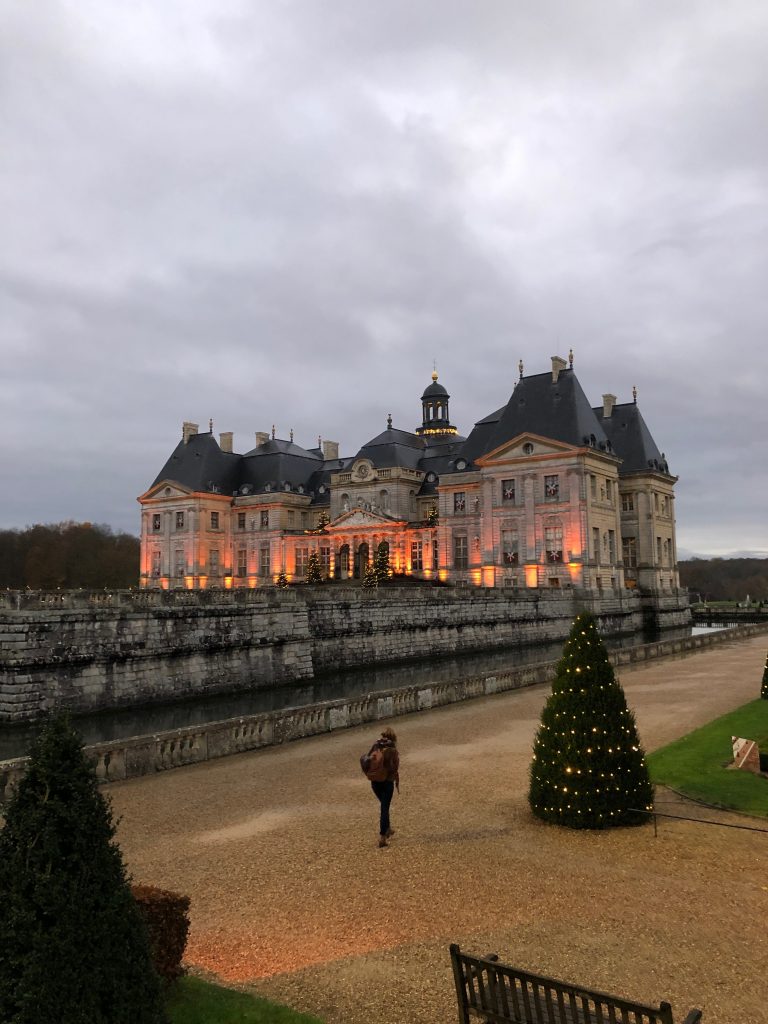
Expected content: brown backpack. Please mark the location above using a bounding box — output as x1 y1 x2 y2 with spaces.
360 745 389 782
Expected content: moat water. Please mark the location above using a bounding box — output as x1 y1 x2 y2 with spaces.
0 626 720 761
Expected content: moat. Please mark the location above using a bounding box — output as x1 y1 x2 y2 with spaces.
0 625 717 761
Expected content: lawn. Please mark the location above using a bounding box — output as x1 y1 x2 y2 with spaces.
647 699 768 817
166 975 324 1024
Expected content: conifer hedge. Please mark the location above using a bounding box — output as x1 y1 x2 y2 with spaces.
0 717 165 1024
528 613 654 829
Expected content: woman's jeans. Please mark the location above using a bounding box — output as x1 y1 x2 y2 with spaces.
371 780 394 835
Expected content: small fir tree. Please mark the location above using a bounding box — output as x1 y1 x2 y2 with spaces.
275 571 289 588
305 550 323 584
373 542 390 584
361 561 378 589
427 505 439 526
529 613 654 830
0 716 165 1024
761 650 768 699
317 510 330 530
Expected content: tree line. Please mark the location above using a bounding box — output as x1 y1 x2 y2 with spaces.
679 557 768 603
0 522 139 590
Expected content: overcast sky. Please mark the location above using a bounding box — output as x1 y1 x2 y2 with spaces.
1 1 766 556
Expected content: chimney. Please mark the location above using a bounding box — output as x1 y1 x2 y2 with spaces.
182 421 199 444
551 356 568 383
219 431 233 453
602 394 617 418
254 431 270 447
322 440 339 461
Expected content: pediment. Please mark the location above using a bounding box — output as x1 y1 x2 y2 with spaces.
329 507 402 529
477 433 577 466
137 479 194 502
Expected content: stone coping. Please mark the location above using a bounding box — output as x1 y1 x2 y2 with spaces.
1 621 764 802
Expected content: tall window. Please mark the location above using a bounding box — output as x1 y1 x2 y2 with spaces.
174 549 185 576
501 529 519 564
287 510 295 528
175 511 184 529
454 492 466 513
411 540 423 571
501 479 515 503
259 545 270 577
656 536 662 564
209 549 219 575
409 490 416 514
152 514 161 532
237 548 247 577
319 546 331 575
545 527 563 562
238 512 246 530
622 537 637 568
590 475 597 499
210 511 219 529
592 527 600 562
379 489 389 512
260 510 269 529
621 493 634 512
606 479 613 503
608 529 616 562
453 535 468 570
152 550 161 576
544 475 560 501
295 547 309 577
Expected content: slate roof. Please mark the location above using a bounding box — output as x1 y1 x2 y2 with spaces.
355 427 426 470
150 431 241 495
594 402 671 476
461 369 612 464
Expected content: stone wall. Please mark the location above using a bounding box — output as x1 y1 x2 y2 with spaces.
0 586 688 723
1 620 762 802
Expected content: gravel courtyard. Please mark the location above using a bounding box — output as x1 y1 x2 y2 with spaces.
112 634 768 1024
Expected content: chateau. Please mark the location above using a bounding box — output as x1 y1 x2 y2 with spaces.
138 355 680 595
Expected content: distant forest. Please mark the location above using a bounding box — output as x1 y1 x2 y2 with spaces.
679 558 768 603
0 522 140 590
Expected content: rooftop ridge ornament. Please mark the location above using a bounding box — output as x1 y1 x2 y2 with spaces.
290 428 294 442
569 348 574 368
518 359 524 380
387 412 393 429
632 385 637 404
209 418 213 433
271 424 276 439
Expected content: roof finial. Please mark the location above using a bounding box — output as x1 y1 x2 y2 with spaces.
632 385 637 404
290 428 294 442
518 359 524 380
431 359 438 383
568 348 574 368
318 434 322 448
209 418 213 433
387 412 393 429
271 424 276 439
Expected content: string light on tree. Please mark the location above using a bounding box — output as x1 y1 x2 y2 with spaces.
528 613 654 830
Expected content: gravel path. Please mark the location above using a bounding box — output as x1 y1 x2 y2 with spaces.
112 634 768 1024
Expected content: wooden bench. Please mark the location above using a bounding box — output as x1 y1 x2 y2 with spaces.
450 945 703 1024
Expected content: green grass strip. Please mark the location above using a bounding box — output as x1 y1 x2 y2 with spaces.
166 975 324 1024
647 699 768 817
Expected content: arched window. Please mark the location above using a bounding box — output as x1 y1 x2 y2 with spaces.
341 492 350 512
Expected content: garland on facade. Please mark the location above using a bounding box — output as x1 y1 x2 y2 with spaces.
528 613 654 830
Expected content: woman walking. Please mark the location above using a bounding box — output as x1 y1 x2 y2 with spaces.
363 727 400 848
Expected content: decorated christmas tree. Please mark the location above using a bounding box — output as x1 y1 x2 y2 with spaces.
305 550 323 584
373 542 390 584
361 561 378 588
276 571 289 588
427 505 439 526
529 613 654 829
0 716 165 1024
761 650 768 699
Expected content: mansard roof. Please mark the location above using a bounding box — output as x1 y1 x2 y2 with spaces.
151 431 241 494
461 369 610 464
594 402 671 476
355 426 425 470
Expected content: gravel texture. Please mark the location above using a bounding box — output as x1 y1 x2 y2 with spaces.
111 634 768 1024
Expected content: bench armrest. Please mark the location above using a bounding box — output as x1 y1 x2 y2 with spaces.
682 1011 703 1024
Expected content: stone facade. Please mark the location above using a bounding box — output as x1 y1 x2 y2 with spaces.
0 586 689 723
137 358 683 602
